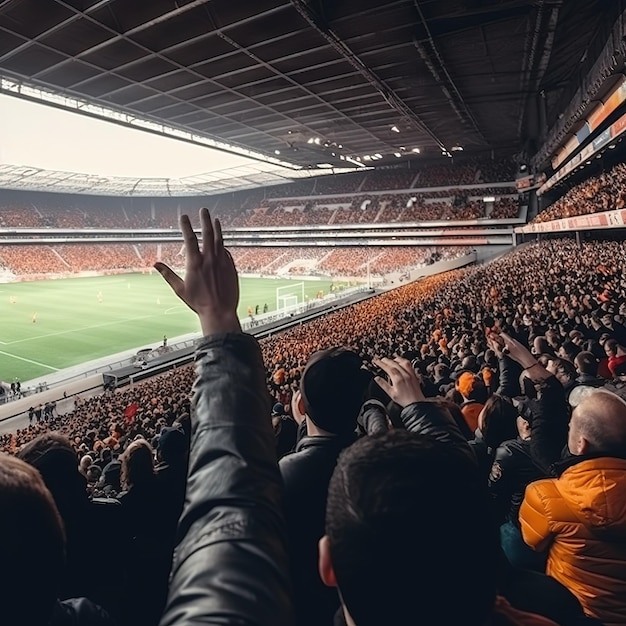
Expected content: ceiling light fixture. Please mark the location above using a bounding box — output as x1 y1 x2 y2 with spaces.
391 125 400 133
412 148 421 153
394 152 402 158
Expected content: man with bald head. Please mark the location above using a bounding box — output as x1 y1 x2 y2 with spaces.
519 390 626 626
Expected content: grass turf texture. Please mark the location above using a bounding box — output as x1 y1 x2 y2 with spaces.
0 274 340 382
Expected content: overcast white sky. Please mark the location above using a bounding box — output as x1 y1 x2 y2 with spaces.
0 94 264 178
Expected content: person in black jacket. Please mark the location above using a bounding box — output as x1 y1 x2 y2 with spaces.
489 407 548 571
279 347 371 626
155 209 293 626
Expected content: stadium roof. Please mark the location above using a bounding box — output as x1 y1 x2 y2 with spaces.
0 0 614 187
0 155 357 197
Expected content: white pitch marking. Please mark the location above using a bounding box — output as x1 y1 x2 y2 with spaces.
5 312 165 345
165 305 186 315
0 350 59 371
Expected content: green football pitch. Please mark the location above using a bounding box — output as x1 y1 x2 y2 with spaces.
0 274 339 382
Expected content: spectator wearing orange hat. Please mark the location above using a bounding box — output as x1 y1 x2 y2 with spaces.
457 371 488 433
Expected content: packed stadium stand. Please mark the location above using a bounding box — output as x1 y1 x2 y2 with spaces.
0 162 519 231
0 190 519 230
3 2 626 626
532 162 626 223
0 243 471 278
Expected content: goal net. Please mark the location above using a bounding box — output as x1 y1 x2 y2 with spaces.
276 282 305 313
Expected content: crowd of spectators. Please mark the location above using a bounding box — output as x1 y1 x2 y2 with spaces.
0 244 69 274
360 168 416 191
3 227 626 626
225 192 518 227
0 203 42 227
492 197 521 218
56 245 141 271
0 242 471 277
261 159 513 198
533 162 626 223
0 366 193 625
0 161 516 233
1 193 518 232
261 238 626 394
316 246 470 276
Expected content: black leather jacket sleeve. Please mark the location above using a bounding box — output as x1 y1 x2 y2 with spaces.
357 400 389 436
495 356 523 398
528 375 570 476
160 333 294 626
400 401 476 466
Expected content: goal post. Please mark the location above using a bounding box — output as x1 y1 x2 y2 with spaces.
276 282 305 313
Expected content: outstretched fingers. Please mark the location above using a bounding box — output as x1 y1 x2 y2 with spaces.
154 262 188 306
214 217 224 256
200 207 216 258
180 214 201 264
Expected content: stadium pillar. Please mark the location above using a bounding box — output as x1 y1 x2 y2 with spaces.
575 231 581 247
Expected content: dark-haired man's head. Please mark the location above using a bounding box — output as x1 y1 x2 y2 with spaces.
547 358 577 387
0 454 65 625
569 330 584 346
604 338 619 358
319 431 498 626
299 348 372 437
558 340 581 363
461 355 478 372
532 335 553 356
574 351 599 377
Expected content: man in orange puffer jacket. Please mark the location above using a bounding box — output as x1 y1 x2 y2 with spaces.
520 391 626 626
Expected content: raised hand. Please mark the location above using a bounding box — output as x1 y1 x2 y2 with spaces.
486 334 504 358
499 332 537 369
373 356 425 408
154 208 241 336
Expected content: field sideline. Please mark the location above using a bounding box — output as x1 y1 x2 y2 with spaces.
0 274 338 382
